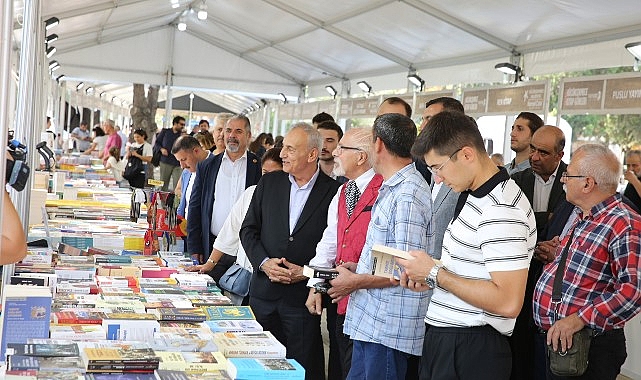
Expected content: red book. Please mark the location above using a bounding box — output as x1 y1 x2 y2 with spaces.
53 310 106 325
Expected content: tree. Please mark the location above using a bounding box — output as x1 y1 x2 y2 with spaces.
130 84 159 138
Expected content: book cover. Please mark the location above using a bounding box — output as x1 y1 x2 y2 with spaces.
302 265 339 280
84 373 157 379
151 331 217 352
81 346 159 365
6 342 79 357
0 285 52 357
205 320 264 333
152 308 207 322
7 355 85 372
201 306 255 321
227 358 305 379
102 314 160 341
213 331 286 358
156 351 227 373
371 244 414 279
53 310 106 324
188 294 233 307
155 369 232 380
49 324 107 340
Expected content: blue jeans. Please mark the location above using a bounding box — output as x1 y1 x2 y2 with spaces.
347 340 409 380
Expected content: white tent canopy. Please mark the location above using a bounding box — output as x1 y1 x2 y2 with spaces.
19 0 641 113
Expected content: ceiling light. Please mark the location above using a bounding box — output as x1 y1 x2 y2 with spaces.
625 41 641 60
407 73 424 88
48 60 60 70
100 91 106 98
45 17 59 30
177 17 187 31
55 74 65 82
76 82 84 91
325 85 337 97
46 46 56 58
85 87 94 95
45 34 58 44
197 1 208 20
112 96 118 103
278 93 287 103
357 81 372 93
494 62 520 75
122 100 128 107
254 102 261 110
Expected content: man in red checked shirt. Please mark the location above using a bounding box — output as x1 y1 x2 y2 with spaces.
532 143 641 380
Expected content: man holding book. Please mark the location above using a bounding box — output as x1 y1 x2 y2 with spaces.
241 123 341 380
398 111 536 380
304 127 383 379
331 114 433 380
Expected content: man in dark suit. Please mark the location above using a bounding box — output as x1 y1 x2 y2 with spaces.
241 123 341 380
187 115 261 282
510 125 567 380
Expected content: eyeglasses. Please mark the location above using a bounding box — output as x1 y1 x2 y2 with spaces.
335 145 363 155
561 171 587 180
427 148 461 175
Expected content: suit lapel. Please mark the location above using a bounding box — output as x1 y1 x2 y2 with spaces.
245 153 260 188
344 176 381 228
523 169 535 205
292 173 332 235
432 185 451 212
547 162 567 212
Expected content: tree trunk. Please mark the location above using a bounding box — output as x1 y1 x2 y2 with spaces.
130 83 160 138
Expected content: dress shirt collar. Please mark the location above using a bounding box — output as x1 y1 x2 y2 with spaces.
468 166 510 198
222 149 247 163
382 163 415 189
579 193 621 220
353 168 376 193
289 167 320 190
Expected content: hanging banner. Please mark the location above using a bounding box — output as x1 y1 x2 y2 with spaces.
351 98 380 117
301 102 320 119
560 73 641 114
462 80 549 116
338 99 353 118
414 91 456 118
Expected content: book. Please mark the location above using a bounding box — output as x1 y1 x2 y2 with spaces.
80 344 159 373
152 308 207 322
156 351 227 373
6 342 80 357
5 369 85 379
0 285 52 357
83 373 157 379
201 306 255 321
7 355 85 372
370 244 415 279
205 320 264 333
302 265 338 280
227 358 305 379
102 313 160 341
213 331 286 358
155 369 232 380
49 324 107 340
151 331 218 352
53 310 106 324
187 294 233 307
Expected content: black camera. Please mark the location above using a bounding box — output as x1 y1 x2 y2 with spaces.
6 131 30 192
313 281 332 294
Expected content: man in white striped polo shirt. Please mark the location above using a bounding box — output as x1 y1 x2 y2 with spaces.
398 111 537 380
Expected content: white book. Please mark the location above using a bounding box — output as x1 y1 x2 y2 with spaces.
213 331 286 358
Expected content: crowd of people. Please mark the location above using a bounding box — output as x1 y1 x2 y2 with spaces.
39 97 641 380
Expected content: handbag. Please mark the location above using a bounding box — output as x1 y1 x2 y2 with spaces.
218 262 252 297
123 147 145 181
546 226 592 376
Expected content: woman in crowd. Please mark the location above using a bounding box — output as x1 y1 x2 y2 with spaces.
126 128 153 188
105 146 126 185
195 130 216 153
249 132 268 158
83 125 107 155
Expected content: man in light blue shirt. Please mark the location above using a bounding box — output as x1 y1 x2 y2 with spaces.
331 113 433 380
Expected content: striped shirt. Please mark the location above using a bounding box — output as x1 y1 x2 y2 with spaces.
344 163 433 355
425 168 536 335
533 194 641 333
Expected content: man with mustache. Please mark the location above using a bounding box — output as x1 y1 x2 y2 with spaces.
305 127 383 379
187 115 262 283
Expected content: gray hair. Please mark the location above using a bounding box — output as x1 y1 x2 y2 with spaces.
102 119 115 129
291 122 322 152
227 115 252 134
348 127 374 166
626 150 641 160
214 113 234 126
574 144 621 193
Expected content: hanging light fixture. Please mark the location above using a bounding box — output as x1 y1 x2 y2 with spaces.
48 60 60 71
76 82 85 91
197 0 208 20
45 34 58 44
55 74 65 82
177 16 187 31
407 73 424 88
356 81 372 93
45 17 59 30
278 93 287 103
325 85 337 98
46 46 56 58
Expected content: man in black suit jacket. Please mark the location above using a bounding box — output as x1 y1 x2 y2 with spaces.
241 123 341 380
187 115 261 282
510 125 567 380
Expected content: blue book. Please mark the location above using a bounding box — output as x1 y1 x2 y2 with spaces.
0 285 52 358
227 358 305 380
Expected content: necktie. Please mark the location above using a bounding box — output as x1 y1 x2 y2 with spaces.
345 180 360 218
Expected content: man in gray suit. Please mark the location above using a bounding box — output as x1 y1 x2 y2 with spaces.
416 97 465 259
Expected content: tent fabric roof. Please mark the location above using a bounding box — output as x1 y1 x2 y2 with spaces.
158 94 234 114
22 0 641 113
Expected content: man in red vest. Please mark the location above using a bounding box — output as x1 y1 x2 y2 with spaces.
305 127 383 379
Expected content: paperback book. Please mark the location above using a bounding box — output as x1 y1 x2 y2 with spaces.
213 331 286 358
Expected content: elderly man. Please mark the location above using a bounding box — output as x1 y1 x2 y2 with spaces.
210 113 233 155
331 114 432 380
304 127 383 379
533 144 641 380
241 123 341 380
187 115 261 281
623 149 641 211
400 111 536 380
99 119 122 162
510 125 567 380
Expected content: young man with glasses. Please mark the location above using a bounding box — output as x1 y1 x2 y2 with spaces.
153 116 186 191
533 144 641 380
398 111 536 380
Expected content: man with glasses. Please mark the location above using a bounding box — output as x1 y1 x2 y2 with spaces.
509 125 567 380
533 144 641 380
153 116 186 191
338 113 432 380
399 111 536 380
304 127 383 379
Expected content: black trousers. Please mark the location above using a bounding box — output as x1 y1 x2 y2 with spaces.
336 314 352 380
250 296 325 380
420 324 512 380
541 329 627 380
322 294 342 380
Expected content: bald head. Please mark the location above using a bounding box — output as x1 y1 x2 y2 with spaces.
529 125 565 180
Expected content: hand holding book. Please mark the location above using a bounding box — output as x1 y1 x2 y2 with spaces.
395 249 441 292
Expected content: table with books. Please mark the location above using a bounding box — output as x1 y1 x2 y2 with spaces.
0 249 306 380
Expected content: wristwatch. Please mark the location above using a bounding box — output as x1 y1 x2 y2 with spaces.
425 264 442 289
207 257 218 266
